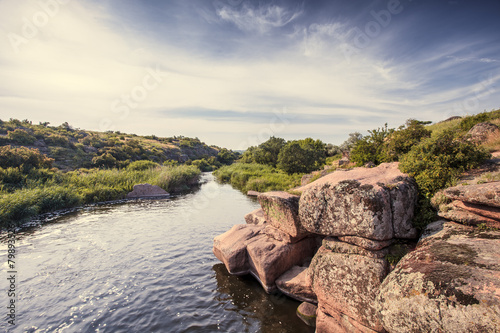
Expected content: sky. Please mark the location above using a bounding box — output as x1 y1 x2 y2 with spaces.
0 0 499 150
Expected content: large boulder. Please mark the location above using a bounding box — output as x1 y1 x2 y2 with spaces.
376 220 500 333
299 163 418 240
246 235 316 293
316 308 380 333
212 224 262 275
258 191 309 239
467 122 500 143
308 238 389 332
276 265 317 303
126 183 170 198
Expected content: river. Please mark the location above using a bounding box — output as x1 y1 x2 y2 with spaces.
0 173 314 333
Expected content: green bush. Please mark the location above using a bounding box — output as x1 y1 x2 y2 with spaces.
381 119 431 162
127 160 159 171
7 129 36 145
214 163 302 193
459 112 489 132
399 130 490 197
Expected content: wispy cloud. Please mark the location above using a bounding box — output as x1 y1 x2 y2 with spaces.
217 3 303 33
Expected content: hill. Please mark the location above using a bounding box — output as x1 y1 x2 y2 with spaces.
0 118 233 170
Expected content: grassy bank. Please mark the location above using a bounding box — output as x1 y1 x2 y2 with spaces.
0 165 200 229
213 163 302 193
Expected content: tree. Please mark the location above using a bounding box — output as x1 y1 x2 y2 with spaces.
277 138 326 174
253 136 286 167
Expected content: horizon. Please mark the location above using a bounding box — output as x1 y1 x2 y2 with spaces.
1 0 499 150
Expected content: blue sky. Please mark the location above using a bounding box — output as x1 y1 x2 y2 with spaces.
0 0 499 149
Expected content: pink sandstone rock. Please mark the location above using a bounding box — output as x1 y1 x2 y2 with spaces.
316 308 381 333
376 220 500 333
296 302 317 327
309 243 388 332
298 163 418 241
247 190 261 197
212 224 262 275
263 225 304 244
244 208 267 225
126 183 170 198
258 191 309 239
439 200 500 229
246 235 316 293
443 182 500 208
338 236 393 251
276 266 317 303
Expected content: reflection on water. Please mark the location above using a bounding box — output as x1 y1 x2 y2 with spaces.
0 174 314 333
212 264 314 333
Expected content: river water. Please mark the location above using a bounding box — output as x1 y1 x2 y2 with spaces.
0 174 314 333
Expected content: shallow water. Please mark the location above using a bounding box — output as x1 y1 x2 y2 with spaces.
0 174 314 333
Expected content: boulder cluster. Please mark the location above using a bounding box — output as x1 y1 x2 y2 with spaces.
213 162 500 332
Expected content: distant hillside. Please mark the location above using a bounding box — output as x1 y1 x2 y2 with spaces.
0 119 233 170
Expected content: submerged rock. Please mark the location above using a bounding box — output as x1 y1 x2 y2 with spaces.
298 163 418 241
296 302 317 327
376 220 500 333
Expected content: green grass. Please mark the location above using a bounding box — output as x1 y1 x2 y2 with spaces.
213 163 303 193
0 165 200 229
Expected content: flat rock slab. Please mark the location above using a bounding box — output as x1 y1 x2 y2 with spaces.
276 266 317 303
246 236 316 293
258 191 309 239
298 163 418 241
244 208 267 225
213 224 262 275
443 182 500 208
309 245 388 332
376 220 500 333
127 183 170 198
439 200 500 229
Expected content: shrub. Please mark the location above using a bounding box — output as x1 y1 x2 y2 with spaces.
7 129 36 144
0 146 53 171
381 119 432 162
399 130 490 197
127 160 159 171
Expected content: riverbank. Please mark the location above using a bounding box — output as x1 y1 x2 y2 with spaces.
0 164 201 230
